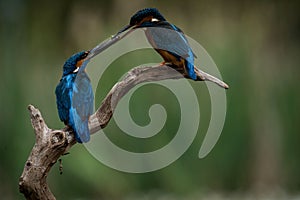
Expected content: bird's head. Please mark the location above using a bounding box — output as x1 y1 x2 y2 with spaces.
116 8 166 35
62 51 89 76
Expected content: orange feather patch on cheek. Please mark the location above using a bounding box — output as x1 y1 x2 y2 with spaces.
140 16 153 24
76 60 84 68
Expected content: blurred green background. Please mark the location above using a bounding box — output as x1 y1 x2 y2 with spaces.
1 0 299 199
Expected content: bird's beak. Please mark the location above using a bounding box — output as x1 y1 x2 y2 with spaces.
115 24 134 35
86 24 136 60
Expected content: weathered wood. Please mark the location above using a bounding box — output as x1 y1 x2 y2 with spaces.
19 64 228 200
19 106 74 200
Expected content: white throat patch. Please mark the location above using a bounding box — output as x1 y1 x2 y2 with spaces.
151 18 159 22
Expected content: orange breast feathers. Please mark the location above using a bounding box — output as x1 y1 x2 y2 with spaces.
156 49 184 67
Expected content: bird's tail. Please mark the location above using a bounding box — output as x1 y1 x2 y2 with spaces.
72 119 90 143
185 61 197 80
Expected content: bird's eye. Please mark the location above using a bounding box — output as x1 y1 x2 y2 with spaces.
151 18 159 22
81 51 89 59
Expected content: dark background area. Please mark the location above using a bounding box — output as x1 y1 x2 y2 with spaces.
0 0 299 199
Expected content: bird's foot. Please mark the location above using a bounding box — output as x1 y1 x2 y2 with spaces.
159 61 166 66
160 62 173 67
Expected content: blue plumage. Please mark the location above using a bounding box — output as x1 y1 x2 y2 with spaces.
55 51 94 143
117 8 197 80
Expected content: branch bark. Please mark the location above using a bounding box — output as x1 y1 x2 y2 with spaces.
19 65 228 200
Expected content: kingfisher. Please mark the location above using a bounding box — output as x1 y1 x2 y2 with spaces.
55 51 94 143
115 8 198 80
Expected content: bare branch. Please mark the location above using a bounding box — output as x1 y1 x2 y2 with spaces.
19 64 228 199
89 64 228 133
194 67 229 89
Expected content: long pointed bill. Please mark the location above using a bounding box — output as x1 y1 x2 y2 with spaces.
86 24 136 60
115 24 130 35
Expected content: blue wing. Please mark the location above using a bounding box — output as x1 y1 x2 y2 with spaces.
55 75 76 123
70 71 94 143
141 21 197 80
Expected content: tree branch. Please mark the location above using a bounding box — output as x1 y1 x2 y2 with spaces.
19 64 228 200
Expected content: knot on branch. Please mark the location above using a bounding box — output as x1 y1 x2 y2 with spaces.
50 130 66 147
